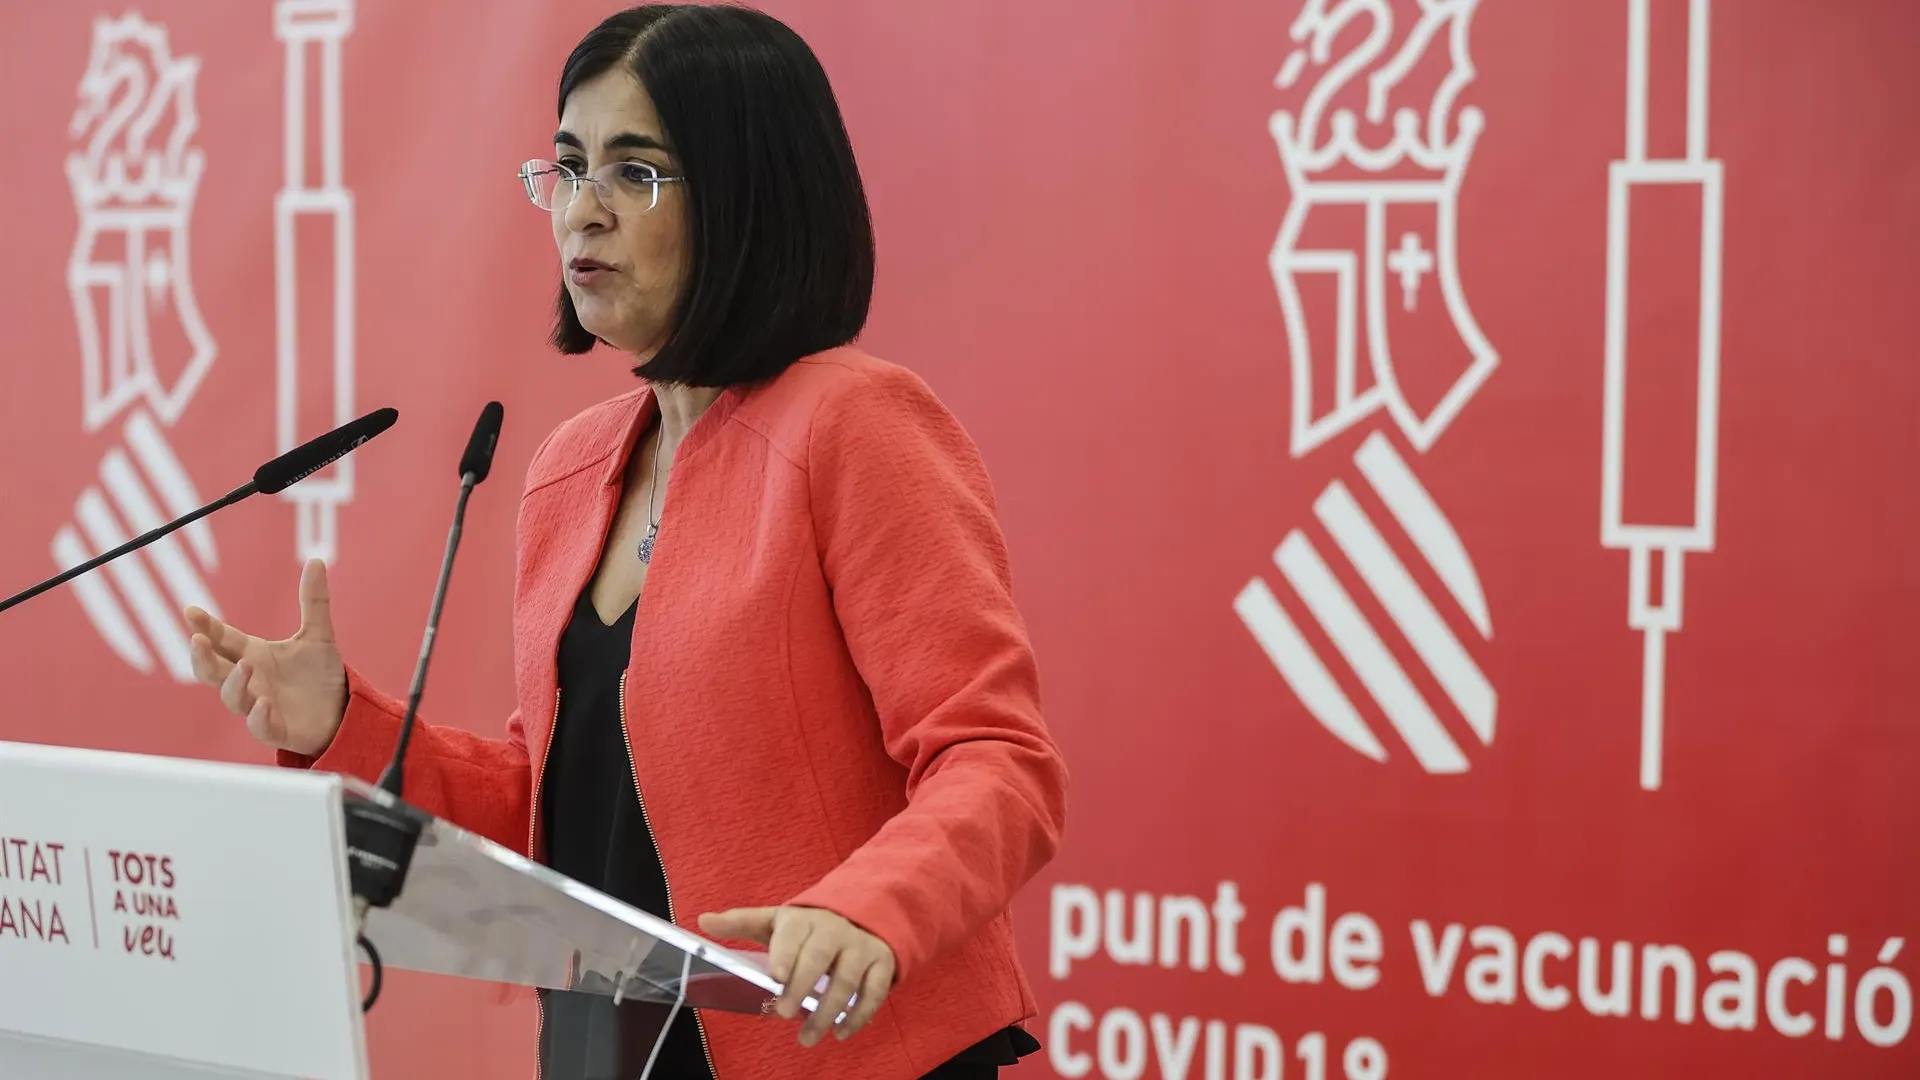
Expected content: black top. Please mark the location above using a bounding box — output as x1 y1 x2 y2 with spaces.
537 592 709 1079
535 588 1036 1080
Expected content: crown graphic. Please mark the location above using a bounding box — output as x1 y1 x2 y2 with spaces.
66 14 206 213
1269 0 1485 188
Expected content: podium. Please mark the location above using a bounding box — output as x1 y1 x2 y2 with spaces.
0 738 793 1078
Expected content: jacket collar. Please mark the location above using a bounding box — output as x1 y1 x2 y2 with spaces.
597 382 749 487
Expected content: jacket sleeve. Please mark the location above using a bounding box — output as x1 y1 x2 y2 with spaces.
276 670 533 854
786 364 1069 983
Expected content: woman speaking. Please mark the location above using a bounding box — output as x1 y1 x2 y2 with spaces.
180 5 1067 1079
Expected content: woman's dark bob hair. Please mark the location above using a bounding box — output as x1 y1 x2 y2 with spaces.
551 4 875 386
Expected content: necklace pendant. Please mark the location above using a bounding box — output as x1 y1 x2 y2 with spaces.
637 523 660 564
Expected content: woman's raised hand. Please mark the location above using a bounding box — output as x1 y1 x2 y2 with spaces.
184 558 349 758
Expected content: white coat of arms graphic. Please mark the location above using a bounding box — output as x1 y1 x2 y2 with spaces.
61 13 222 682
1238 0 1499 774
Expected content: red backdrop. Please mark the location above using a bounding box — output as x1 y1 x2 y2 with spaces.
1 1 1915 1077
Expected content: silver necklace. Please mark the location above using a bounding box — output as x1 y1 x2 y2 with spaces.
637 432 664 564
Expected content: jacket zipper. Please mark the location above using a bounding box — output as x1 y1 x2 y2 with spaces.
532 993 546 1080
530 688 560 860
530 688 559 1080
619 670 719 1079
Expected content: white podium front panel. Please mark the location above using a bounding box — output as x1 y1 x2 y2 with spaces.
0 740 366 1080
0 1028 297 1080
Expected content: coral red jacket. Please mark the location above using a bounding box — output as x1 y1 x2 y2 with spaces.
284 348 1068 1079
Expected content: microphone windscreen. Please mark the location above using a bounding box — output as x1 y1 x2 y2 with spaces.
459 401 505 483
255 408 399 495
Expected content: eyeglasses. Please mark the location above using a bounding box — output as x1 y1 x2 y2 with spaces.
516 158 685 216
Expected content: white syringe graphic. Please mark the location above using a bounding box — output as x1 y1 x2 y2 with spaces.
1600 0 1724 792
274 0 358 564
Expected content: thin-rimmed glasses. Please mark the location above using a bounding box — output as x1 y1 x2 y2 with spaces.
517 158 685 216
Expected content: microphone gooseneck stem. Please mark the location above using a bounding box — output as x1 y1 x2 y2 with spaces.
0 482 257 615
340 404 494 1014
376 473 478 799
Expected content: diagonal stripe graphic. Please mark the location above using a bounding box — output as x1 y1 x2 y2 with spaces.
53 526 155 673
75 488 193 682
1315 480 1497 744
1354 431 1491 640
1276 532 1468 773
1235 575 1389 762
100 448 220 620
124 408 218 569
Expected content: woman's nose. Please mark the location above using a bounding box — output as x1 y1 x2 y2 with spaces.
562 181 614 232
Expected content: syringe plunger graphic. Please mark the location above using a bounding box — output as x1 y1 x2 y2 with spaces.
274 0 357 565
1599 0 1723 792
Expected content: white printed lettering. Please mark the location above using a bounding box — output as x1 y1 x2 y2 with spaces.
1523 932 1572 1011
1160 895 1211 972
1151 1013 1201 1079
1766 957 1817 1038
1703 951 1759 1032
1234 1023 1282 1080
1856 939 1912 1049
1343 1037 1389 1080
1640 944 1696 1023
1410 920 1464 996
1329 912 1383 991
1049 885 1098 980
1047 1001 1093 1079
1213 882 1249 977
1465 925 1518 1005
1826 934 1849 1041
1272 883 1326 984
1098 1007 1147 1080
1578 939 1632 1017
1106 893 1154 967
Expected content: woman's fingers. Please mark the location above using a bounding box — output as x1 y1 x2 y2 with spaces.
800 951 864 1047
218 659 256 718
245 696 285 747
781 934 837 1029
187 633 234 688
184 569 332 755
767 915 816 1019
185 606 253 665
296 559 337 642
835 958 893 1040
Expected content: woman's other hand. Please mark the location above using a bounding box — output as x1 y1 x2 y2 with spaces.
698 905 896 1046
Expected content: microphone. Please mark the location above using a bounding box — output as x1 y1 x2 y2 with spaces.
0 408 399 616
257 407 400 494
382 400 503 797
344 403 503 1001
457 400 505 485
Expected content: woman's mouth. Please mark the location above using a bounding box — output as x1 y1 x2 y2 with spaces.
568 258 613 286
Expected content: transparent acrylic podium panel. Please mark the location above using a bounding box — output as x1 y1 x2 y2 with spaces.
344 778 787 1015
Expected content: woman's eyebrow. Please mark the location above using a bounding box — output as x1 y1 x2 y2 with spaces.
552 129 674 154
